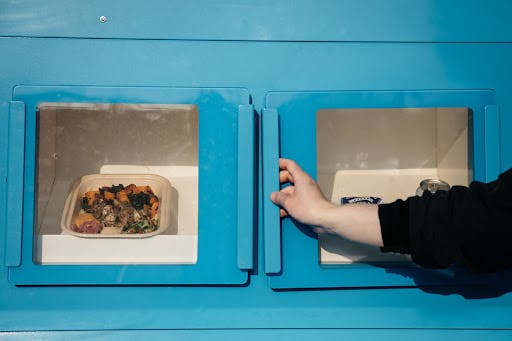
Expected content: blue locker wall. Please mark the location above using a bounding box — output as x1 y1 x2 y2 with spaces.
1 1 512 338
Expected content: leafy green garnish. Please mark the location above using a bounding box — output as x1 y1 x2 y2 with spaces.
121 219 158 234
128 192 150 210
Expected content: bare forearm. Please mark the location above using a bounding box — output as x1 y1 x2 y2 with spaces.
314 204 384 247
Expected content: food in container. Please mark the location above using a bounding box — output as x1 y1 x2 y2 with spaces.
61 174 172 238
71 213 103 234
74 183 160 234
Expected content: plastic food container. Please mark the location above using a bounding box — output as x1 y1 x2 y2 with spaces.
60 174 172 238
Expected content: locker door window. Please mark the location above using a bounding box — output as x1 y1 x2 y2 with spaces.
34 103 198 265
317 107 469 265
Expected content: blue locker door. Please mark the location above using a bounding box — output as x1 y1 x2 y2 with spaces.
6 85 254 285
263 90 501 289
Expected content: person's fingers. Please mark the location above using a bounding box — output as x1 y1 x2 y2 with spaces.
280 185 294 195
279 158 300 173
280 208 288 218
270 191 290 218
279 170 293 184
270 190 289 206
279 158 309 184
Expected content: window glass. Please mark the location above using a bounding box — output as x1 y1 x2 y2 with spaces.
35 103 198 265
316 108 470 264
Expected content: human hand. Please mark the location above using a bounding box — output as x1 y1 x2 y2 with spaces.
269 158 383 245
270 158 335 228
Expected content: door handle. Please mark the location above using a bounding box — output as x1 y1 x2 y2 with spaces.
484 105 500 182
262 108 281 274
5 101 25 267
237 104 255 270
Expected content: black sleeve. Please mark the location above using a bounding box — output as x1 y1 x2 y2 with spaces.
378 168 512 272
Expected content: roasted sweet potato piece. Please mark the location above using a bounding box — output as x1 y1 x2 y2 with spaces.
149 194 159 205
103 191 115 201
137 185 153 194
116 190 129 203
124 184 140 195
150 201 159 219
84 190 99 206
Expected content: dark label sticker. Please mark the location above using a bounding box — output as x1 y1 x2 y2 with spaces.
341 196 382 205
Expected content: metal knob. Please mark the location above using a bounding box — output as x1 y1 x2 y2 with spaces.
416 179 450 196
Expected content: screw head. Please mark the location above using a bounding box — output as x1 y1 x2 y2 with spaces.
99 16 107 23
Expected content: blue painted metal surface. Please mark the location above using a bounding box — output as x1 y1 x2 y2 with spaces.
2 329 512 340
8 85 249 285
1 0 512 42
1 39 512 332
0 0 512 338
